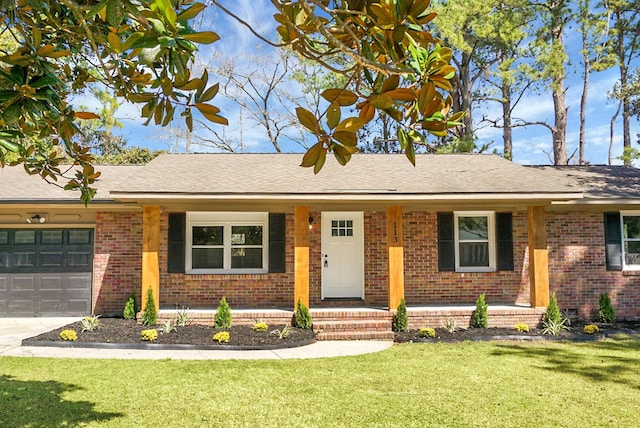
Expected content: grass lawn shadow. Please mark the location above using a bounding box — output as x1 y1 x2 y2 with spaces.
0 374 123 427
490 337 640 390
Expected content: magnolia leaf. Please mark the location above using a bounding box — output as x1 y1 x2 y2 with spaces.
335 117 366 133
176 2 207 21
301 142 324 168
151 0 177 27
359 103 375 123
199 83 219 103
201 112 228 125
397 127 408 150
333 145 352 166
181 32 220 44
296 107 320 134
0 139 21 153
332 131 357 147
405 137 416 166
193 103 221 115
385 88 417 102
369 93 393 110
177 78 203 91
321 88 358 106
107 32 122 53
381 75 400 93
74 112 100 120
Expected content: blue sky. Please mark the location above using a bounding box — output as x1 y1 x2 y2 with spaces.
97 2 639 166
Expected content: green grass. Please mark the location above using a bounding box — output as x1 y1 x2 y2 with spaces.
2 337 640 427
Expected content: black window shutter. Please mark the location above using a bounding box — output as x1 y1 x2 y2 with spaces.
604 212 623 271
269 213 286 273
438 212 455 271
496 212 514 271
167 213 185 273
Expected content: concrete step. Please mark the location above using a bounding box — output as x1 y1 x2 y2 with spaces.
317 330 395 341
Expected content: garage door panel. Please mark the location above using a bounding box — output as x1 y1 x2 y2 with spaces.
12 252 35 267
12 275 37 291
40 275 64 291
68 252 92 268
41 252 64 267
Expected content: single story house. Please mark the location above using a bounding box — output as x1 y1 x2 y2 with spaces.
1 153 639 331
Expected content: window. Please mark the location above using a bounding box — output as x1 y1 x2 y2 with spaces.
621 212 640 270
454 212 496 272
186 212 268 273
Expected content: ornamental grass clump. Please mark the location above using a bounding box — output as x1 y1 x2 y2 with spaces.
294 298 312 329
392 299 408 332
59 329 77 341
213 331 230 344
123 292 138 320
584 324 600 335
514 323 530 333
441 319 459 333
141 288 157 326
419 327 436 338
599 293 616 323
81 315 100 332
470 293 488 328
176 305 191 327
214 296 232 328
271 325 292 339
141 329 158 341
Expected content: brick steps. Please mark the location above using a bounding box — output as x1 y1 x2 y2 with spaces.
317 330 395 341
312 309 394 341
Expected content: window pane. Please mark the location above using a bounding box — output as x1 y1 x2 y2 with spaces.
15 231 35 244
231 226 262 246
69 230 91 244
0 231 8 245
231 248 263 269
458 217 488 240
192 248 223 269
13 252 35 267
625 241 640 265
459 242 489 267
623 216 640 239
42 230 63 244
193 226 223 245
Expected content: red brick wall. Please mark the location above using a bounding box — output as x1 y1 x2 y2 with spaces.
548 210 640 320
93 211 142 315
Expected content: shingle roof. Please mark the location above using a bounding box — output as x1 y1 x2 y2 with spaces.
112 153 580 196
0 164 143 202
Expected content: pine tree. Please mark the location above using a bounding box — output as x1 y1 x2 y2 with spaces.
214 296 232 328
141 288 157 326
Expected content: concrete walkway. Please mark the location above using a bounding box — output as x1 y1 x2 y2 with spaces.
0 318 393 360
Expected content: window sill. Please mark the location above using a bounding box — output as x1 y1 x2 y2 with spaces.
455 268 496 274
622 270 640 276
186 269 268 275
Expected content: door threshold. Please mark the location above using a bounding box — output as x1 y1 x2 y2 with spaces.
322 298 364 302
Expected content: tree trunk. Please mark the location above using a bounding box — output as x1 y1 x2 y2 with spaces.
501 82 513 161
550 0 568 165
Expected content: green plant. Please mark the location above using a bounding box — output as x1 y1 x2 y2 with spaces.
59 329 77 341
294 298 312 329
546 292 562 325
441 319 459 333
141 329 158 342
80 315 100 332
253 321 268 332
159 319 176 334
541 318 572 336
419 327 436 338
123 293 138 320
142 288 157 327
176 306 191 327
599 293 616 323
514 323 530 333
392 299 408 332
213 331 230 344
583 324 600 335
470 294 488 328
271 325 292 339
214 296 232 328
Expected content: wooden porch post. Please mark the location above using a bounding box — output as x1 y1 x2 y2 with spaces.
142 206 160 311
528 206 550 307
387 206 405 310
294 206 310 309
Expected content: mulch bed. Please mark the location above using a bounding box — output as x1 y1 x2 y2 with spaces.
24 318 316 350
394 321 640 343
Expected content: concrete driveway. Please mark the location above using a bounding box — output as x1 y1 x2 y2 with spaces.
0 317 78 355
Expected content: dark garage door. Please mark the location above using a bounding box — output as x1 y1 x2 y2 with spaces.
0 229 93 316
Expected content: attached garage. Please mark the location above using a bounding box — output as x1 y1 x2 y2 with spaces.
0 229 93 316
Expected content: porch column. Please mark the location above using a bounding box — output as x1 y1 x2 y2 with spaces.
142 206 160 311
387 206 405 309
294 206 310 309
527 206 550 307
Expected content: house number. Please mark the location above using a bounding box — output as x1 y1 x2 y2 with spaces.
393 221 398 243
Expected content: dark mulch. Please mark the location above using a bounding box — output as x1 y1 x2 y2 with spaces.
26 318 316 349
395 321 640 343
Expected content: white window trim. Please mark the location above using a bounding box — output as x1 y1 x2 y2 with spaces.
454 211 496 273
186 212 268 274
620 211 640 271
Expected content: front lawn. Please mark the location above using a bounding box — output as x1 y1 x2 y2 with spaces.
2 337 640 427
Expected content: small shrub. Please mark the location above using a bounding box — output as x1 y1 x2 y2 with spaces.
123 293 138 320
159 319 177 334
441 319 459 333
584 324 600 335
419 327 436 338
514 323 530 333
599 293 616 323
81 315 100 332
176 306 191 327
253 321 268 332
214 296 232 328
141 329 158 341
271 325 292 339
541 318 571 336
294 299 312 329
546 292 562 325
470 294 488 328
392 299 408 332
141 288 157 326
59 329 77 341
213 331 230 344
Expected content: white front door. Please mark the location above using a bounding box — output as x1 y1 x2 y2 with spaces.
321 212 364 299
